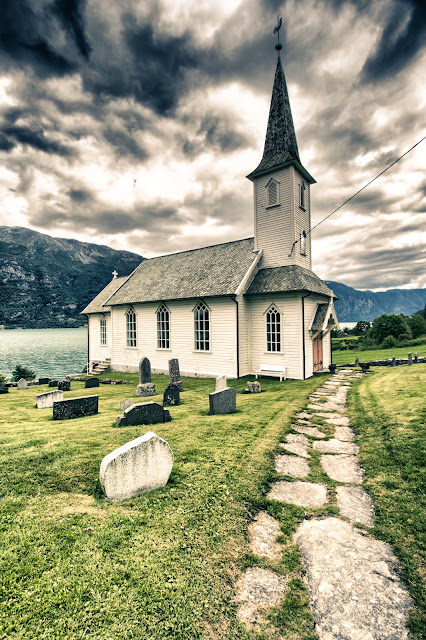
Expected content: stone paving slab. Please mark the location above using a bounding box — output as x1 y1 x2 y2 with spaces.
280 434 310 458
292 424 326 438
323 415 350 427
294 517 410 639
320 454 364 484
308 402 345 413
268 481 328 508
336 486 375 527
235 567 286 629
248 512 282 559
313 439 359 455
275 454 310 477
296 411 315 420
334 426 356 442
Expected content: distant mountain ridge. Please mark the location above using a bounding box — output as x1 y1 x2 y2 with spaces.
1 226 425 328
326 281 426 322
0 226 143 328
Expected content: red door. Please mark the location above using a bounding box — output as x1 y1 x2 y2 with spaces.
313 333 323 372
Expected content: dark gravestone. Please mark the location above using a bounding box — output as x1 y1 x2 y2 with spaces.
163 384 180 406
115 402 171 427
168 358 183 392
392 356 396 367
49 381 58 388
85 378 100 388
53 395 98 420
414 353 418 364
39 377 50 385
209 388 237 415
408 353 412 365
139 357 151 384
58 379 71 392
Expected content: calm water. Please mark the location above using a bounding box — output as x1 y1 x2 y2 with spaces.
0 327 88 380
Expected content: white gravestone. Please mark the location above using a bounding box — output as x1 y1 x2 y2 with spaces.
17 378 28 390
100 432 173 501
215 375 227 392
36 390 63 409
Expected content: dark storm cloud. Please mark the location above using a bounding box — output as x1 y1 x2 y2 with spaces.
179 113 252 157
361 0 426 82
52 0 91 60
0 124 72 156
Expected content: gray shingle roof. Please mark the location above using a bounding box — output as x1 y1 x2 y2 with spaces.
246 265 335 298
81 276 128 314
311 303 329 331
105 238 257 306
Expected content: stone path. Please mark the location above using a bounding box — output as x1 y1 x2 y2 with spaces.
236 369 412 637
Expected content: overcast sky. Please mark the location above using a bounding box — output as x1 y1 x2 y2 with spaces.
0 0 425 290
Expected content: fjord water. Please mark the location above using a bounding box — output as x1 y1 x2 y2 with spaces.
0 327 88 380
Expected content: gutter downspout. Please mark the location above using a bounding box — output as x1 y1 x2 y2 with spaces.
231 296 240 379
301 292 312 380
86 315 90 374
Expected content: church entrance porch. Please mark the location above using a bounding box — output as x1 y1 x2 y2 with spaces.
313 333 323 372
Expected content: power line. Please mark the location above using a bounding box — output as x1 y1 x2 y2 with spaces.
288 135 426 255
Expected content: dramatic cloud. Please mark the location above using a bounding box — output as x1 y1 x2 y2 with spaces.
0 0 425 290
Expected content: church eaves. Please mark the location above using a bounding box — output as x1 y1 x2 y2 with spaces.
247 57 315 184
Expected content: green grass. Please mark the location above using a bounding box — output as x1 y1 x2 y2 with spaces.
0 372 332 640
348 366 426 638
332 343 426 365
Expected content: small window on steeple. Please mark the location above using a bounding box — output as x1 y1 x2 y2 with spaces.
266 178 280 207
299 182 306 210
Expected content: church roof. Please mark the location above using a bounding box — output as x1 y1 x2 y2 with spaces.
246 264 335 298
247 57 315 184
104 238 257 306
81 276 128 314
310 303 329 331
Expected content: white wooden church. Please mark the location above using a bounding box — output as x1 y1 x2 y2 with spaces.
82 51 338 380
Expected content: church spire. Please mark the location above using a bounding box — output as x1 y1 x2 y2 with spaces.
248 56 301 180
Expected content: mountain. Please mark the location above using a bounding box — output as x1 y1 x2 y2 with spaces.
326 281 426 322
0 226 143 328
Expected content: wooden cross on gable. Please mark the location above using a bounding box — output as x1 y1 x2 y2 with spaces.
112 270 118 279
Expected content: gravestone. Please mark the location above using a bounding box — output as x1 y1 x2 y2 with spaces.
163 384 180 406
49 381 58 388
245 381 261 393
215 375 227 392
115 401 171 427
0 384 8 394
58 379 71 391
168 358 183 391
100 432 174 501
209 387 237 415
136 357 156 397
392 356 396 366
36 389 63 409
414 353 418 364
85 377 99 388
17 378 28 390
120 398 135 411
408 352 412 365
354 357 359 367
39 377 50 385
53 395 98 420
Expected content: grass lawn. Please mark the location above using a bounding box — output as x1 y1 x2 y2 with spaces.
332 343 426 365
348 365 426 638
0 372 334 640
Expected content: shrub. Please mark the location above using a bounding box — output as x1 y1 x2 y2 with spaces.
381 335 397 349
371 314 411 343
407 314 426 339
397 333 412 343
11 364 36 382
0 373 7 383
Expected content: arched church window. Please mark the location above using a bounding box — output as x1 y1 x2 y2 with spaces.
100 316 107 346
299 182 306 209
126 307 137 348
266 178 279 207
266 306 281 352
300 230 307 256
157 304 170 349
194 301 210 351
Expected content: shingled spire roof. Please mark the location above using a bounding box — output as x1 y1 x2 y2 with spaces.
247 56 315 183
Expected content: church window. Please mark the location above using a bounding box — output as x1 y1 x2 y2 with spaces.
266 179 279 207
100 316 107 346
300 230 307 256
266 306 281 352
194 301 210 351
126 308 137 347
157 304 170 349
299 182 306 209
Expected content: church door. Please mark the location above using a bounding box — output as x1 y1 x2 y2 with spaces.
313 333 323 372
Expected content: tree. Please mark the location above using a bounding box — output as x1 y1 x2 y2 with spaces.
370 314 411 344
407 314 426 339
352 321 371 336
11 364 36 382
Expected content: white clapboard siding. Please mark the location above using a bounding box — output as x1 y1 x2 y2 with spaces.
110 298 237 378
248 293 303 379
254 166 294 268
323 331 331 369
292 168 312 270
237 294 251 376
304 297 334 377
88 314 111 363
